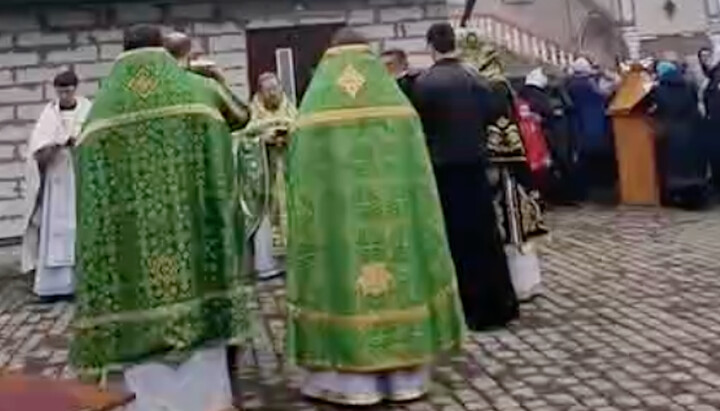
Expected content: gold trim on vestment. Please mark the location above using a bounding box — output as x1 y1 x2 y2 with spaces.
73 284 249 329
491 156 528 163
79 104 225 144
294 106 416 129
115 47 171 62
324 44 372 57
297 339 462 373
288 283 456 327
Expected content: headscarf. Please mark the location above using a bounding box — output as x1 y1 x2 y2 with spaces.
656 60 678 80
525 68 548 89
571 57 593 75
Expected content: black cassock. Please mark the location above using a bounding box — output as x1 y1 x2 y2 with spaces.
411 57 519 331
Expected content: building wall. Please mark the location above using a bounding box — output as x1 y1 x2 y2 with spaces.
631 0 707 37
447 0 624 67
596 0 718 60
0 0 448 240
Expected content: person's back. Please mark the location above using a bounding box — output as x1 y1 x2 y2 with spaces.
413 56 491 165
411 23 518 331
566 73 609 153
652 61 708 209
72 25 250 411
654 73 700 121
286 28 464 406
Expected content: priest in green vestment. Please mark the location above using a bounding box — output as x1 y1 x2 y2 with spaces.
236 72 297 280
71 25 250 411
286 28 465 406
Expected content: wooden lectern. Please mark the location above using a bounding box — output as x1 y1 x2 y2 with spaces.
608 65 659 205
0 374 134 411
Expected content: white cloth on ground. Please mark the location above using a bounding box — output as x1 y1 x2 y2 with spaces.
124 346 233 411
506 244 543 302
253 216 284 279
301 367 429 406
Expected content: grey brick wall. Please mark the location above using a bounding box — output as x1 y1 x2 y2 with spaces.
0 0 448 240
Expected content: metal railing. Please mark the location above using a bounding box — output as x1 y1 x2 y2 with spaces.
450 11 579 69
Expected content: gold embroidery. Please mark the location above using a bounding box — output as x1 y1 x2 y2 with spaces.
79 104 225 144
298 339 462 372
294 106 415 129
356 263 394 297
148 255 181 301
115 47 169 62
337 64 366 98
288 283 457 327
324 44 372 57
487 117 525 156
127 67 159 98
73 284 250 329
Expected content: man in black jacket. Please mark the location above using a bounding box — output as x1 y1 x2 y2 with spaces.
410 22 518 331
380 48 421 98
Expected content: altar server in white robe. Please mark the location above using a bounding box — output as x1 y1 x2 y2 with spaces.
21 71 91 302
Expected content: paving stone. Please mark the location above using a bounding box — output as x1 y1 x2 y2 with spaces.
2 207 720 409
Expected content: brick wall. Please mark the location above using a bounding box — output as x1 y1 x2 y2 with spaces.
0 0 448 240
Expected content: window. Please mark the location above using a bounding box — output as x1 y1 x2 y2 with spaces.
707 0 720 17
615 0 636 25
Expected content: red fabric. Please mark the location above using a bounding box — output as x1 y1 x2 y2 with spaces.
515 97 551 173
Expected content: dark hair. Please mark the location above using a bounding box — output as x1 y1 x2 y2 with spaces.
123 25 164 51
53 71 78 88
426 22 456 54
381 49 408 64
330 28 369 47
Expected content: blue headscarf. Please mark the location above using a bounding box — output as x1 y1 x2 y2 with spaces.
656 61 678 80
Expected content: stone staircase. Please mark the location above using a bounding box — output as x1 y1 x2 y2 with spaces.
449 11 579 73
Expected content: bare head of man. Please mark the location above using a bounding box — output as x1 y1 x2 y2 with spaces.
165 31 192 64
381 49 409 78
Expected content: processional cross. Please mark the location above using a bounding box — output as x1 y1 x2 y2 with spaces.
461 0 477 27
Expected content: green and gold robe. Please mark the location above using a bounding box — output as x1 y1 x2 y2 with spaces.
236 94 297 248
71 47 251 372
286 44 465 372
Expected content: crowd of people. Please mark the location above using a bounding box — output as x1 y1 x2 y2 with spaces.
386 38 720 211
17 19 720 411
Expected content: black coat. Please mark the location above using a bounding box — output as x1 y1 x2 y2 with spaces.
397 69 421 99
410 57 494 165
703 65 720 189
650 73 707 195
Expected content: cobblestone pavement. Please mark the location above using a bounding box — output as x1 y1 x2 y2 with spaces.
3 206 720 410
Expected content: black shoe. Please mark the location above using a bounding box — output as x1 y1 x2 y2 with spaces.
33 294 74 304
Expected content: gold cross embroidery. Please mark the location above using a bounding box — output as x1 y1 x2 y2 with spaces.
337 64 366 99
127 68 159 99
356 263 394 297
